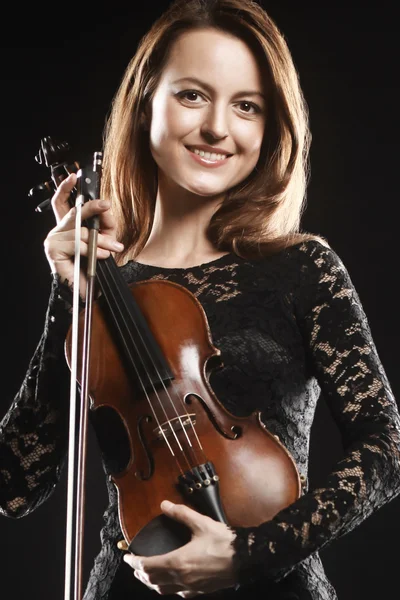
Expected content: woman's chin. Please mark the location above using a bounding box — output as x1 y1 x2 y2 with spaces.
183 182 229 199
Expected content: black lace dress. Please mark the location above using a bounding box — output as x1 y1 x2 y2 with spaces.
1 240 399 600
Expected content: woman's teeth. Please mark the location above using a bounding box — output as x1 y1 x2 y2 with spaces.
191 148 227 161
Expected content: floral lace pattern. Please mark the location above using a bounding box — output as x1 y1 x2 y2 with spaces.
0 280 72 516
1 241 399 600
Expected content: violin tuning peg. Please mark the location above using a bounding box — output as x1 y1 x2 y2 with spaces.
117 540 129 551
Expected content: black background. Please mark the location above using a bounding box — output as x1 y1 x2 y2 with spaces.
1 2 399 599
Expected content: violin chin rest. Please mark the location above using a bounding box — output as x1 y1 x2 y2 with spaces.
128 514 192 556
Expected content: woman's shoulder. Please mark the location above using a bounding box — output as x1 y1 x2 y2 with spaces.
248 235 341 274
286 237 350 281
284 237 342 270
240 236 353 300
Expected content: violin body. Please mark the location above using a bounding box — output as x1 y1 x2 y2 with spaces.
66 279 301 556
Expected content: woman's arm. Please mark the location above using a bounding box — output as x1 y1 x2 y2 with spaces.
0 277 73 518
232 241 400 582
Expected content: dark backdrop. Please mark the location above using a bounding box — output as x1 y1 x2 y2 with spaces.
1 2 399 599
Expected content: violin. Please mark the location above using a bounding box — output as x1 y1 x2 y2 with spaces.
30 136 301 560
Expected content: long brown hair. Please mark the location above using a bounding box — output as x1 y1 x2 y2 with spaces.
101 0 325 263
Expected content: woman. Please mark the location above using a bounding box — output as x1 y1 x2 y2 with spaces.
1 0 399 599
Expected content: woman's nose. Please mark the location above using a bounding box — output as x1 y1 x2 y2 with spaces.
200 105 229 141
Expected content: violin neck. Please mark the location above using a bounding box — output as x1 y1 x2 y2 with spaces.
95 256 174 390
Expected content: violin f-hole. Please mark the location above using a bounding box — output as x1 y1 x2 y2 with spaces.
184 393 241 440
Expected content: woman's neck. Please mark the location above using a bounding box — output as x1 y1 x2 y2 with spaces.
136 179 226 267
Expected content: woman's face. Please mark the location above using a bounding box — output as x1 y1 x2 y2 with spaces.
148 27 267 200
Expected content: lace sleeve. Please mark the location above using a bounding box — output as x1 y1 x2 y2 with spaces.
0 276 73 518
232 241 400 582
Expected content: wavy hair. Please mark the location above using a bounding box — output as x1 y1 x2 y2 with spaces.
101 0 325 263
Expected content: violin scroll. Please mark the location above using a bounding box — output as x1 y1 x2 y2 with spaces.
28 136 80 212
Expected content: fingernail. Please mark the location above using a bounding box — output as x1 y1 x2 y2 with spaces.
161 500 174 510
113 242 124 250
99 200 111 208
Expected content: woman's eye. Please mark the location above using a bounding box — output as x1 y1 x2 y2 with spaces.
237 101 259 114
179 90 202 103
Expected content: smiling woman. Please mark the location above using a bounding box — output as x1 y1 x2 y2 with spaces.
1 1 400 600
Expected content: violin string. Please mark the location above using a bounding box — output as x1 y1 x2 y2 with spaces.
100 258 205 467
97 274 200 474
100 259 203 463
95 271 182 463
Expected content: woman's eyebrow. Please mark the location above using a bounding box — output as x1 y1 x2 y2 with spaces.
172 76 266 100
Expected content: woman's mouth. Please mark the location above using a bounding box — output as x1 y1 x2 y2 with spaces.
185 146 233 168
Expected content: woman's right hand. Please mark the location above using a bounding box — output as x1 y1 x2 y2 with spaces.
44 172 124 299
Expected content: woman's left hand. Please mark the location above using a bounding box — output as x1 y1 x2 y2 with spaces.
123 500 238 597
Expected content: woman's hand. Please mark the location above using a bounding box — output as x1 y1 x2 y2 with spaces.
123 500 238 598
44 172 124 298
